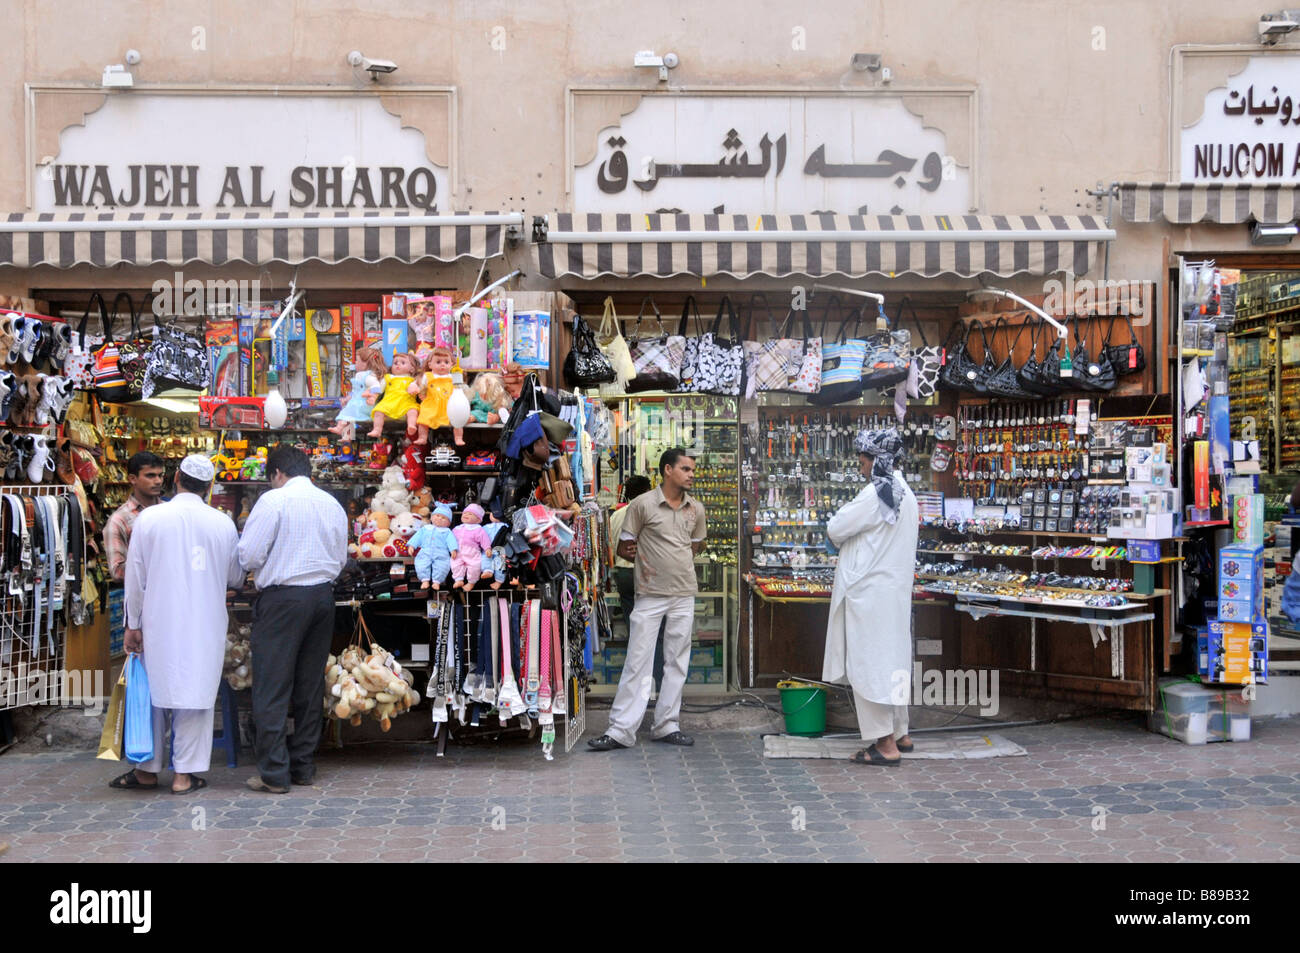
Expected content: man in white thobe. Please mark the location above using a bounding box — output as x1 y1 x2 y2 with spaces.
823 428 919 766
109 455 243 795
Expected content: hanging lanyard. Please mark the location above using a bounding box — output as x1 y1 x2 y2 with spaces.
538 607 553 715
524 599 541 710
550 606 566 717
495 595 524 720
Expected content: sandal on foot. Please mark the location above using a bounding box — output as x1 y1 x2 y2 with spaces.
109 770 158 790
896 740 915 753
850 744 901 766
171 776 208 796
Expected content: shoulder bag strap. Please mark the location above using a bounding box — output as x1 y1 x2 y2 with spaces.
713 295 739 344
79 292 108 343
747 292 776 340
678 295 701 339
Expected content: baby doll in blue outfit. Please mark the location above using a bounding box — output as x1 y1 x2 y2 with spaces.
410 503 459 591
483 519 511 590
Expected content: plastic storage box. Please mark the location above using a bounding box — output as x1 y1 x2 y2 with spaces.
1148 678 1250 744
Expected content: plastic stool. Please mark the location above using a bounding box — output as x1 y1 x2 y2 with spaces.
212 680 239 769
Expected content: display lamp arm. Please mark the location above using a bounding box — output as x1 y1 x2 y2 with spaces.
968 288 1067 338
454 269 524 319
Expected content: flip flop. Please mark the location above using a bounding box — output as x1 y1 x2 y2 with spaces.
850 744 901 766
109 770 158 790
170 776 208 796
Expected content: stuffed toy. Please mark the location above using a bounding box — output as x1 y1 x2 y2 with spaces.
410 503 458 591
410 346 461 446
331 346 386 441
367 351 421 439
410 486 433 520
483 519 510 589
352 511 391 558
451 503 494 588
372 465 414 517
383 511 423 558
324 642 419 731
470 372 511 425
401 442 426 493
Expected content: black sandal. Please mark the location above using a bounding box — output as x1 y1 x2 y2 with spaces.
850 744 901 766
109 770 158 790
171 776 207 796
896 740 915 753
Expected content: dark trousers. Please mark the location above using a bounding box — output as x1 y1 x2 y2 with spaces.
250 583 335 787
614 567 664 690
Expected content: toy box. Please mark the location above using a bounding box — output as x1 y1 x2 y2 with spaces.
1205 620 1267 685
1229 494 1265 548
206 319 240 397
1218 545 1264 601
511 310 551 369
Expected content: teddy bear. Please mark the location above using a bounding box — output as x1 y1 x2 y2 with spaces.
382 511 423 558
410 486 433 520
372 465 414 517
352 510 391 558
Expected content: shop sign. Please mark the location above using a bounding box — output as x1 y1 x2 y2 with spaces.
33 92 449 212
1181 55 1300 182
573 92 973 214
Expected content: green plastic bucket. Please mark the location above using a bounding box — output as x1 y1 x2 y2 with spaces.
777 680 827 736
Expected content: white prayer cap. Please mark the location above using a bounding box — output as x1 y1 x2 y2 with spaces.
180 454 216 482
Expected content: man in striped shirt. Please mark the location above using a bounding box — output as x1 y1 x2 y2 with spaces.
237 445 348 793
104 451 165 581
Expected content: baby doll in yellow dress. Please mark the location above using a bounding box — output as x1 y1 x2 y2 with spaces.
409 346 465 446
366 351 421 439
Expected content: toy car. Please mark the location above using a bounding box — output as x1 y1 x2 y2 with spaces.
425 444 461 469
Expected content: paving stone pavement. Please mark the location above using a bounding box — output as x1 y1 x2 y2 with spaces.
0 713 1297 862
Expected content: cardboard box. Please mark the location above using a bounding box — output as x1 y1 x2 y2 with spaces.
1206 620 1266 684
206 319 240 397
1229 494 1265 547
1218 545 1264 599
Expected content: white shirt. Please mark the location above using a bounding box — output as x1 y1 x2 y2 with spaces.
125 493 244 709
238 475 349 589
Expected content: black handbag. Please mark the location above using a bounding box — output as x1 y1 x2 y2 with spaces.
939 320 984 393
986 317 1036 399
1103 311 1146 377
562 312 616 387
1071 315 1117 393
1017 318 1061 396
111 293 151 401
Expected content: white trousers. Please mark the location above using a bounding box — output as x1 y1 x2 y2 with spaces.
854 691 909 742
136 707 214 775
606 594 694 747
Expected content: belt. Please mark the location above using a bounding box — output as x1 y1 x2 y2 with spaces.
257 581 333 595
495 595 525 722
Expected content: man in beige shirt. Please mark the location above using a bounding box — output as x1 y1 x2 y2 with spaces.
589 448 705 750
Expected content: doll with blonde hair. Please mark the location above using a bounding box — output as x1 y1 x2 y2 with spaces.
470 371 511 425
331 346 387 441
409 346 460 445
367 351 421 439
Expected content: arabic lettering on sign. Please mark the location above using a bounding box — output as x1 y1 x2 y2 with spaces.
575 95 972 214
1222 85 1300 127
1182 56 1300 182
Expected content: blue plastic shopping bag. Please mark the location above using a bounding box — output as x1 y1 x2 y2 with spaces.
123 653 154 763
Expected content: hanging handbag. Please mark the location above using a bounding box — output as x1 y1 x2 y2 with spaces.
111 294 152 401
986 316 1036 399
939 320 977 393
1071 315 1117 393
596 296 636 397
692 295 745 396
66 293 107 391
859 303 912 391
675 295 704 393
625 297 685 393
562 311 616 388
940 319 994 394
1037 321 1075 391
808 302 867 406
1017 317 1058 396
1102 310 1146 377
142 313 210 398
91 295 135 403
743 293 800 398
877 297 942 401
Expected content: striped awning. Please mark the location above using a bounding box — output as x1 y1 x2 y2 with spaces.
536 213 1112 280
1118 183 1300 225
0 211 518 269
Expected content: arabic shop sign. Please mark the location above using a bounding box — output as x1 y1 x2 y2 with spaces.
1181 55 1300 182
34 92 449 212
574 94 971 214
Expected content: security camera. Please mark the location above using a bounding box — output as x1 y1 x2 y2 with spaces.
347 50 398 77
851 53 882 72
1258 13 1299 43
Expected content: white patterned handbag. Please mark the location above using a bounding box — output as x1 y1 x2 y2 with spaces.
626 297 685 393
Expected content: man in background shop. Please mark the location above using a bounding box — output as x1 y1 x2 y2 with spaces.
608 475 665 692
1283 480 1300 630
589 449 705 751
104 451 165 582
238 445 348 793
109 455 242 795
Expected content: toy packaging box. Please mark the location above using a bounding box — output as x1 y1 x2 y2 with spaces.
1217 544 1265 624
512 309 551 369
206 320 240 397
1204 620 1267 685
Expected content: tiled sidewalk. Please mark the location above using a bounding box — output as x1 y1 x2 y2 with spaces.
0 714 1297 862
